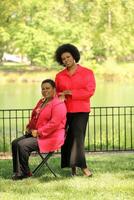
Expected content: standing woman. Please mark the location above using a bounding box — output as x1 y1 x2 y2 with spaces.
55 44 96 176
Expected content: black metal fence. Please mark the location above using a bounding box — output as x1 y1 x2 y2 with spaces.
0 106 134 153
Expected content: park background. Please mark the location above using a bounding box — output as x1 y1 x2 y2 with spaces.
0 0 134 109
0 1 134 200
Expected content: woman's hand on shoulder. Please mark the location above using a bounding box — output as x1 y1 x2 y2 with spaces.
58 90 72 101
62 90 72 95
58 93 66 101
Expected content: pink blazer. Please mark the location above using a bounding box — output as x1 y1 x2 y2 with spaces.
27 97 67 153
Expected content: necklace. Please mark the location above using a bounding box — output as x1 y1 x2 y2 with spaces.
41 98 52 108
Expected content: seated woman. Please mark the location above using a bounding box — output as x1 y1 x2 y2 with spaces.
11 79 67 180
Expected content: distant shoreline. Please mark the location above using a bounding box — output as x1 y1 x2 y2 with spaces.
0 62 134 83
1 70 134 83
0 70 57 83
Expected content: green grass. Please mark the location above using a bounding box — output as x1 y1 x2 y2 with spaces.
0 152 134 200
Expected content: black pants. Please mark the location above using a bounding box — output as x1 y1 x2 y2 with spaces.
12 134 39 176
61 112 89 168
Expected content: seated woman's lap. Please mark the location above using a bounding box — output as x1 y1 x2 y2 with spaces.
12 135 38 152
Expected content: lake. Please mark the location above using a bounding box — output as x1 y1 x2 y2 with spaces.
0 79 133 109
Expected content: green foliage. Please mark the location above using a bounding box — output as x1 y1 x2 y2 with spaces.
0 0 19 62
0 0 134 67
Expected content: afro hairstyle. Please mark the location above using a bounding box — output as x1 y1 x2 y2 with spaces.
54 43 80 66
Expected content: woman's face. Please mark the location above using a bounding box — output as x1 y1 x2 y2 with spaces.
61 52 75 68
41 82 55 99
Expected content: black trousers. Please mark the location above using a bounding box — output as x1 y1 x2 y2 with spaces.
61 112 89 168
12 134 39 176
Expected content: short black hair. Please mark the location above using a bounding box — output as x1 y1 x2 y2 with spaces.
54 43 80 66
41 79 55 88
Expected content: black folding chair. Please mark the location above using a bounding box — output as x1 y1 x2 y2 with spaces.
32 151 57 177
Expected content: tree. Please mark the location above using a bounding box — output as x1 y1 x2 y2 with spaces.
0 0 19 63
1 0 134 67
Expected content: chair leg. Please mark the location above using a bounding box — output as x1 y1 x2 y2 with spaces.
45 162 57 177
32 160 45 174
32 153 52 174
32 152 56 177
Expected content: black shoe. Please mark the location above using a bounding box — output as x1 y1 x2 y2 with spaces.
12 172 32 181
71 167 77 177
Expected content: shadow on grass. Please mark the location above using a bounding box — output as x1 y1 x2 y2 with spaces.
31 156 73 183
0 157 71 181
0 153 134 181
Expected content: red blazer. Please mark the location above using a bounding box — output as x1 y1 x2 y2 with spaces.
55 64 96 112
27 97 67 153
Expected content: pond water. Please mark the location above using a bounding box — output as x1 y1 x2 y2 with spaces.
0 79 133 109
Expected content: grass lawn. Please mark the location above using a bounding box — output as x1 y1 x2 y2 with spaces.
0 152 134 200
